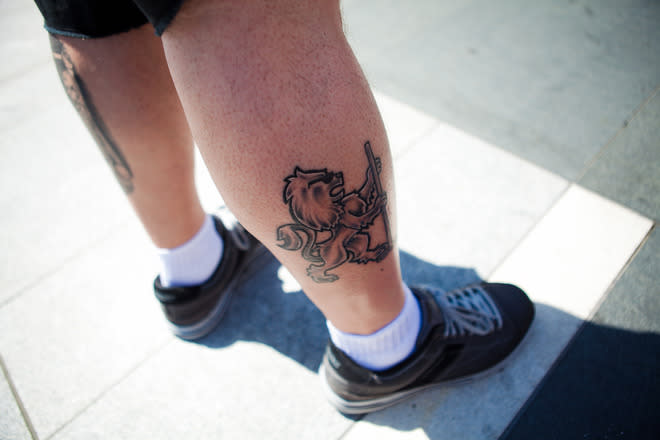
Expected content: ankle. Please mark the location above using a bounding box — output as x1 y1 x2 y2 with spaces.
327 284 421 371
157 214 224 287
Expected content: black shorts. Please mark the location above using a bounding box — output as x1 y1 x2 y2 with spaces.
33 0 186 38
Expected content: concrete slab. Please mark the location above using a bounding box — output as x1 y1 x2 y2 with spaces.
48 253 352 440
344 185 652 439
0 105 132 306
39 245 483 440
580 89 660 221
0 364 32 440
502 227 660 440
0 62 63 132
490 185 653 319
342 0 660 180
592 226 660 333
394 121 567 277
373 91 438 159
0 223 171 439
0 1 51 82
343 304 581 440
51 340 353 440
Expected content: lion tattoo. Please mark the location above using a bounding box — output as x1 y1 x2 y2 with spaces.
276 142 391 283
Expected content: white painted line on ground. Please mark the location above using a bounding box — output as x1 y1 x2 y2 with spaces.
343 184 652 440
490 184 653 318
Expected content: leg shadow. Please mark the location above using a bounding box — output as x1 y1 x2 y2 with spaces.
196 249 482 372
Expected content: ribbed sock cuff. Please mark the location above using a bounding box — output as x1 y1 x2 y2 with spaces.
157 214 224 287
327 284 421 371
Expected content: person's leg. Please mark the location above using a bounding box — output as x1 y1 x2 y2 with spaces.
160 0 407 335
46 19 263 339
49 24 205 250
157 2 534 413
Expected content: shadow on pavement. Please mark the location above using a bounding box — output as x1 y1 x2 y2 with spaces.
190 252 660 437
501 320 660 440
195 250 481 372
351 304 660 440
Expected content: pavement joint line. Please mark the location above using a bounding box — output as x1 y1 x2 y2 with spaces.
581 221 657 325
0 217 132 310
43 336 175 440
574 84 660 186
373 88 442 161
498 221 657 440
497 322 582 440
337 414 365 440
0 58 52 86
486 181 572 280
1 353 39 440
391 121 441 162
487 185 653 437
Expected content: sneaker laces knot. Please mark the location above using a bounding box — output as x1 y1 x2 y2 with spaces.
434 285 503 338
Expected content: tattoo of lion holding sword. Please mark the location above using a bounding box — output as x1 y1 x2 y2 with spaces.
276 142 392 283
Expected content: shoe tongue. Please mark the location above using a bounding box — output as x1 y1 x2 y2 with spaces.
412 287 447 349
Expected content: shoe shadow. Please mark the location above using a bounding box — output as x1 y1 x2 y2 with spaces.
351 303 660 439
195 249 482 372
191 253 660 437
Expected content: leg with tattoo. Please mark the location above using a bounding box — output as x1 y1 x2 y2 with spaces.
47 25 247 338
50 35 134 194
48 26 205 250
159 0 533 413
161 0 408 337
38 0 535 413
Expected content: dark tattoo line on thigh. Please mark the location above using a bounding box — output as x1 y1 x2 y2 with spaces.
49 36 134 194
276 141 392 283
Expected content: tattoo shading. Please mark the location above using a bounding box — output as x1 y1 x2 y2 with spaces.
49 36 134 194
276 142 391 283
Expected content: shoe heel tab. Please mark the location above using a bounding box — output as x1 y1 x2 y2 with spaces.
410 287 443 349
213 208 251 251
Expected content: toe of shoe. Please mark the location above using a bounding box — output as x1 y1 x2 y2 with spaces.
481 282 535 340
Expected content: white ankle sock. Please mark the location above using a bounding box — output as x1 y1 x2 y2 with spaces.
327 284 422 371
157 214 224 288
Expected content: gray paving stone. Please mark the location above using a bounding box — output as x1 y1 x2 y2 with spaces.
0 100 132 306
502 223 660 440
0 62 64 132
0 1 51 82
0 367 31 440
373 91 438 159
593 226 660 333
394 123 567 277
0 223 171 439
344 305 582 440
346 185 651 439
51 255 353 440
580 90 660 221
342 0 660 180
51 340 353 440
46 247 483 440
0 2 66 133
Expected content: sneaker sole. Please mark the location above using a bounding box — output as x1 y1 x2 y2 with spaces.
319 323 534 414
168 243 268 340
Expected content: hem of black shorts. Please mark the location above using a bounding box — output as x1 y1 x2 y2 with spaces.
152 0 186 36
44 22 148 40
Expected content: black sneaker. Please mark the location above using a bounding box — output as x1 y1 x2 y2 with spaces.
153 209 265 340
320 282 534 414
